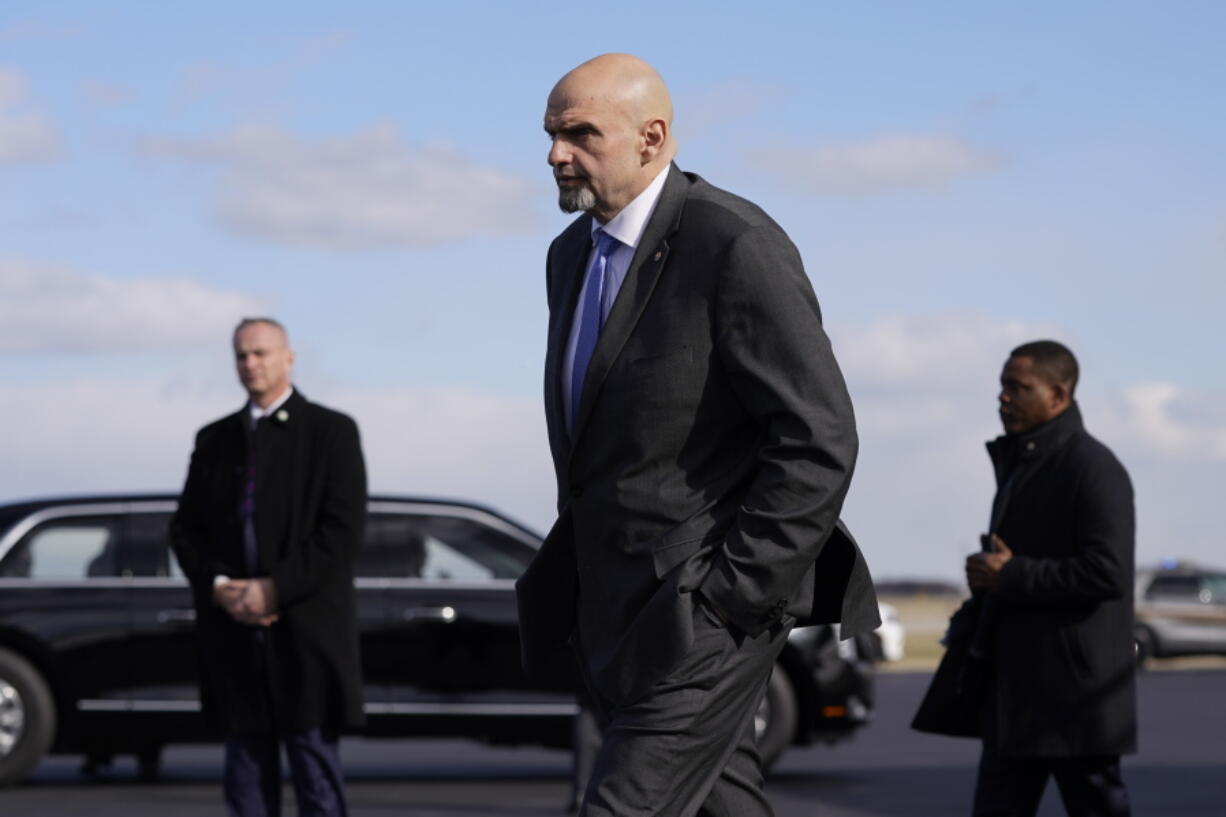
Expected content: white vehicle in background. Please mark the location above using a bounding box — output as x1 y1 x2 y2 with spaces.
1134 562 1226 664
872 602 906 662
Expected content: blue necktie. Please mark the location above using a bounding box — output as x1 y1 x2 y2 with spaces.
569 229 621 432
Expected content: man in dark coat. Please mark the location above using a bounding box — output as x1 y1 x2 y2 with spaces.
965 340 1136 816
171 317 366 817
518 54 878 817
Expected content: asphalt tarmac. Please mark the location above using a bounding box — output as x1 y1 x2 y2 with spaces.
3 669 1223 816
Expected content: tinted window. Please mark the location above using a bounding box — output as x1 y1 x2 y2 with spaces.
1146 575 1201 600
357 512 535 581
1201 574 1226 603
0 516 123 579
125 512 177 577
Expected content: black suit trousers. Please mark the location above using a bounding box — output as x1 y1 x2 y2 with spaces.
973 748 1130 817
577 598 791 817
973 684 1131 817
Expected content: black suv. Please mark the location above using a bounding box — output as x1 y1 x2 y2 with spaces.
0 495 875 785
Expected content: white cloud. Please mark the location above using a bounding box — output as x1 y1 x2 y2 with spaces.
0 67 60 163
760 133 1001 194
336 385 556 531
0 260 265 354
1096 383 1226 461
834 312 1058 390
141 122 541 249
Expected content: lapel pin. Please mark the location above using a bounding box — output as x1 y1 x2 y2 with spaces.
654 251 662 261
275 410 290 423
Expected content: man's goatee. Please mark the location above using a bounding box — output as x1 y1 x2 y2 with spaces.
558 184 596 214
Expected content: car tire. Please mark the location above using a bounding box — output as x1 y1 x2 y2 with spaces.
1134 625 1158 667
0 646 56 787
754 665 798 772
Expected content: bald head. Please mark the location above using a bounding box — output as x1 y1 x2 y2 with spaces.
545 54 676 222
552 54 675 137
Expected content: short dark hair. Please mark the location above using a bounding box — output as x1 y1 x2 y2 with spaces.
1011 339 1078 396
234 317 288 340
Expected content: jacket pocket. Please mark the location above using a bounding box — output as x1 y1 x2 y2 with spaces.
651 531 720 579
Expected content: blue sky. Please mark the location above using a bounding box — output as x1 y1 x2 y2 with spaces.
2 2 1223 580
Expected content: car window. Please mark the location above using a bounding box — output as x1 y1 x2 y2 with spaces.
1202 575 1226 603
124 512 177 577
419 535 495 581
357 512 535 581
0 516 123 579
1145 574 1201 600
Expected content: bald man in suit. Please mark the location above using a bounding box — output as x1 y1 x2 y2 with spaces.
517 54 879 817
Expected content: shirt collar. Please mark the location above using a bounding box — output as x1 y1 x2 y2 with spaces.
248 386 294 424
592 165 671 250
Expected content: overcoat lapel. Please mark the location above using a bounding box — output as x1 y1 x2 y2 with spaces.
217 410 247 530
570 166 688 444
252 390 307 566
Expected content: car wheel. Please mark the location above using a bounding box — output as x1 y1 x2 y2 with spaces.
0 646 56 787
1134 625 1157 667
754 665 798 772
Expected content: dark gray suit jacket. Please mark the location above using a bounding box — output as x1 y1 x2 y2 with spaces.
517 165 878 705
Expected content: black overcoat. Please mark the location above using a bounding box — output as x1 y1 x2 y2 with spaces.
170 389 367 734
987 402 1137 757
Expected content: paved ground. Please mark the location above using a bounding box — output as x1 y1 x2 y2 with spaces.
4 669 1223 816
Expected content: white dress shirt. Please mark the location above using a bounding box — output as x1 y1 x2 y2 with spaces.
562 166 671 431
248 386 294 428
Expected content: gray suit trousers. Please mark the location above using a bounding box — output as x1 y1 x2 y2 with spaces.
578 597 791 817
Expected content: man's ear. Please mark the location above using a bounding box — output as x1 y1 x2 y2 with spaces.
640 118 667 162
1050 380 1071 411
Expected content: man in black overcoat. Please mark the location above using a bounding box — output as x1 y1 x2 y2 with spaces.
965 340 1136 816
518 54 878 817
171 318 366 817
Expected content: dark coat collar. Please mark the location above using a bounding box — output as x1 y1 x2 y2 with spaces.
987 400 1084 471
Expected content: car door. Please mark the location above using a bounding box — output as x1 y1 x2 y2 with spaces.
119 502 204 721
1141 573 1226 654
0 504 134 715
1202 575 1226 650
124 501 386 725
366 501 575 740
1184 574 1226 651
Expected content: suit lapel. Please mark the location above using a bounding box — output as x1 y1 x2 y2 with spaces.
570 166 689 443
544 218 594 464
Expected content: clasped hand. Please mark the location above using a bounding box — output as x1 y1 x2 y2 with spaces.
214 578 279 627
965 534 1013 592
